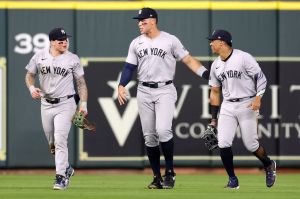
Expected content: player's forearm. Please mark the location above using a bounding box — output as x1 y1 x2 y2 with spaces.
182 55 202 72
254 70 267 97
25 72 36 88
76 75 88 102
210 87 221 106
210 87 221 122
182 55 209 80
210 96 221 106
119 62 137 86
25 72 41 97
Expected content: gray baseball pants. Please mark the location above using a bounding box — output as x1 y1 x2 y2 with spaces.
217 98 259 152
137 83 177 147
41 97 76 176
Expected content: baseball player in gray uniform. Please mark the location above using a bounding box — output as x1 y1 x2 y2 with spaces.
25 27 88 190
118 8 209 189
207 29 276 189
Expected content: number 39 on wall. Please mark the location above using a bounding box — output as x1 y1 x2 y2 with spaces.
14 33 49 54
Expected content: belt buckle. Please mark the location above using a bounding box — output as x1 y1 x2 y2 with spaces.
46 98 59 104
143 82 158 88
229 98 239 102
150 83 158 88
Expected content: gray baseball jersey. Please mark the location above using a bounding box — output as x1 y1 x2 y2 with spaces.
209 49 266 100
26 48 84 98
126 31 189 82
209 49 267 152
25 47 83 176
126 31 188 146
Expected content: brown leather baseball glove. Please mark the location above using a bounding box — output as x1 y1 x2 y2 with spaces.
72 111 96 132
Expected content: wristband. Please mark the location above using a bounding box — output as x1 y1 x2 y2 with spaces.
29 85 35 94
196 66 208 77
211 105 220 119
80 101 88 113
256 89 265 97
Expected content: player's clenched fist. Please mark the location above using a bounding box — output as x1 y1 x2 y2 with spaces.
29 85 42 99
247 96 261 111
118 85 128 105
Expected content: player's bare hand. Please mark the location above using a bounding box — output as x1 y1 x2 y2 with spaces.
79 101 88 116
30 86 42 99
118 85 128 105
210 118 218 127
247 96 261 111
79 109 88 117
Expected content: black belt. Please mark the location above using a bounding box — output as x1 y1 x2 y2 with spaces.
227 95 255 102
142 80 173 88
45 95 74 104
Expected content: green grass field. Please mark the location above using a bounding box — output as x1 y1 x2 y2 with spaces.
0 173 299 199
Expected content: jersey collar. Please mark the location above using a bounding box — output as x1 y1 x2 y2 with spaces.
222 49 233 62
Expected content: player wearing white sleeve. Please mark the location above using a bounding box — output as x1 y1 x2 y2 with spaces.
118 8 209 189
207 29 276 189
25 27 88 190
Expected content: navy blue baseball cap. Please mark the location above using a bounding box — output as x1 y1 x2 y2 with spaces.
49 27 72 41
207 29 232 46
133 7 158 20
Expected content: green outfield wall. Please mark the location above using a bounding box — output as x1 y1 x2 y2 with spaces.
0 1 299 168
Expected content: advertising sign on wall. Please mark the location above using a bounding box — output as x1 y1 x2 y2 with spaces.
78 58 300 167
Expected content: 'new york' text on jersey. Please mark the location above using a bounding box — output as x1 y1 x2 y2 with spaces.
209 49 267 100
25 48 84 98
126 31 189 82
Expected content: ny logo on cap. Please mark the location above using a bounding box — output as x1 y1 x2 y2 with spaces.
138 10 142 14
61 29 66 35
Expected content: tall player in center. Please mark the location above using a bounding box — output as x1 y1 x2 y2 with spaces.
118 8 209 189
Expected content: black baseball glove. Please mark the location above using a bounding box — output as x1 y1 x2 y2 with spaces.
72 111 96 132
200 124 218 151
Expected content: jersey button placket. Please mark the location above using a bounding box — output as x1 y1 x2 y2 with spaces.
146 43 151 81
50 58 55 88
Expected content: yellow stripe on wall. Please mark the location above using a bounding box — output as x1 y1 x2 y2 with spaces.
75 2 144 10
280 1 300 10
0 1 300 10
137 1 211 10
5 1 76 9
211 2 278 10
0 2 6 8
